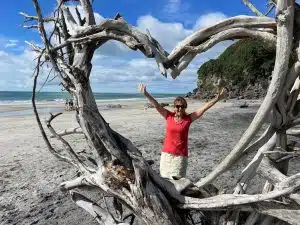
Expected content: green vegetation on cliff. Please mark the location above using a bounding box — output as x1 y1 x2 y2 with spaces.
197 39 276 95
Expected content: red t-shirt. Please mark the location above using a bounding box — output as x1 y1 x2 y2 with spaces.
162 111 192 157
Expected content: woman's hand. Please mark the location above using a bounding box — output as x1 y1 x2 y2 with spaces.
217 87 228 100
138 83 146 95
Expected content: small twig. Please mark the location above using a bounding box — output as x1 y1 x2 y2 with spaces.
38 67 54 92
19 12 56 22
32 0 71 91
102 195 118 223
263 150 295 155
50 127 83 138
241 0 265 16
265 5 275 16
60 176 93 191
48 0 64 44
276 154 297 163
123 214 135 225
25 41 43 52
23 25 39 29
32 50 76 166
45 112 92 172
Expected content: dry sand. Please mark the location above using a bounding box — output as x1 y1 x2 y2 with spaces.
1 99 299 225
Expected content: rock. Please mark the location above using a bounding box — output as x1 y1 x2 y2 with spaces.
185 93 191 98
106 104 122 109
186 80 268 100
144 102 169 109
192 87 199 93
239 102 249 108
144 103 155 109
160 103 169 107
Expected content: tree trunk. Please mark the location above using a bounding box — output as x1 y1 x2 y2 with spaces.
24 0 300 224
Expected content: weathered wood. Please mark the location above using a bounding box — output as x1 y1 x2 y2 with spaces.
50 127 83 138
196 0 295 188
25 0 300 224
241 0 265 16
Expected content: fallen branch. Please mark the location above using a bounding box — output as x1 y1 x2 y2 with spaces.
70 191 129 225
179 181 300 210
196 0 294 188
50 127 83 138
60 176 93 191
241 0 265 16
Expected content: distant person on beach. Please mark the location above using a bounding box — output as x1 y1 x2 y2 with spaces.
64 98 74 111
138 83 227 179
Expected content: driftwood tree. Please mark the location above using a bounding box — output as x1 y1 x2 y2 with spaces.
22 0 300 224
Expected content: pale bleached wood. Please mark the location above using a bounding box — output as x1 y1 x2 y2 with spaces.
167 16 275 67
257 157 287 185
238 134 277 185
45 112 91 172
257 208 300 225
290 193 300 205
50 127 83 138
60 176 93 191
71 191 130 225
79 0 95 25
196 0 295 188
179 181 300 210
241 0 265 16
25 0 300 224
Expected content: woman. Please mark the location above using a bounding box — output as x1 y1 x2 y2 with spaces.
138 83 227 179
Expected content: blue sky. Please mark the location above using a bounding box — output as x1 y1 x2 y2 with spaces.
0 0 272 93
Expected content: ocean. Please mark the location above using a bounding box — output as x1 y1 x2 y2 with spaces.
0 91 183 104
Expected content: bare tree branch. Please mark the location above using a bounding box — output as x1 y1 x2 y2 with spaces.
166 16 276 68
196 0 295 188
31 50 76 166
79 0 96 25
237 133 277 186
171 27 276 78
70 191 129 225
50 127 83 138
60 176 93 191
241 0 265 16
19 12 56 22
26 0 300 224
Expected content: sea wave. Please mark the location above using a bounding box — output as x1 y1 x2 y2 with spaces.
0 96 175 105
0 100 32 105
53 98 65 102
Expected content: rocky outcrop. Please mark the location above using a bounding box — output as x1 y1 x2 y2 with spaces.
187 39 274 100
186 82 269 100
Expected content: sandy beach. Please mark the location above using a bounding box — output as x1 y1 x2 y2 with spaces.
1 98 299 225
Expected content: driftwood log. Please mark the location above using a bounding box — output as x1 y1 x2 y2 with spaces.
23 0 300 224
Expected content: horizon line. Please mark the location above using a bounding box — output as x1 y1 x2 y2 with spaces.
0 90 186 94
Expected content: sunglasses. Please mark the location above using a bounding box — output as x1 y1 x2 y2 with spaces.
175 105 186 109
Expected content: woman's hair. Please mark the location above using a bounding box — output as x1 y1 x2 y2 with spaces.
173 96 187 109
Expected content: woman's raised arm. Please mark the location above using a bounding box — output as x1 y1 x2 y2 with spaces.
138 83 169 118
190 88 228 121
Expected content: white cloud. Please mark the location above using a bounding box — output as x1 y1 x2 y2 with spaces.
137 15 192 52
46 6 127 56
67 5 104 26
5 40 19 48
91 57 161 84
0 12 231 93
45 6 104 37
92 16 231 92
194 12 227 29
0 49 56 91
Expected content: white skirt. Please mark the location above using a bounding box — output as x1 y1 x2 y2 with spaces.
159 152 188 179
